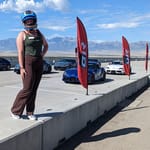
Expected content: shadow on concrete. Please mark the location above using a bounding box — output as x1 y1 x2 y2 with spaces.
42 71 59 76
54 84 149 150
122 106 150 112
63 78 114 86
36 112 63 118
82 127 140 142
91 78 114 85
21 112 63 120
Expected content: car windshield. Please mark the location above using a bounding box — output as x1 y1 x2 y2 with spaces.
88 63 97 69
111 61 122 65
56 59 76 64
62 59 75 62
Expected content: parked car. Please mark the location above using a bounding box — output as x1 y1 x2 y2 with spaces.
105 60 131 74
42 60 52 74
14 60 52 74
54 59 77 71
0 57 11 71
62 62 106 83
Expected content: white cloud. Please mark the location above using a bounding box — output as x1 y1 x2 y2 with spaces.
0 0 69 12
43 0 69 11
97 22 140 29
47 33 64 38
96 13 150 29
0 0 14 11
39 16 73 31
42 25 71 31
15 0 43 12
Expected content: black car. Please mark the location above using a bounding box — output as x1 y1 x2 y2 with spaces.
14 60 52 74
54 59 77 71
42 60 52 74
0 57 11 71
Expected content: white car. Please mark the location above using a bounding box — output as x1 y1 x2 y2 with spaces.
105 60 125 74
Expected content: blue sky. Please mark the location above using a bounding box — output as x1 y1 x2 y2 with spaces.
1 0 150 42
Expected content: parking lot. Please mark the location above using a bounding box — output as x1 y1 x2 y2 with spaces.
0 60 149 150
0 60 149 117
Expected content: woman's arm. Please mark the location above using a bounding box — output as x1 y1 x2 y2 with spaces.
16 32 26 79
40 32 48 57
42 36 48 57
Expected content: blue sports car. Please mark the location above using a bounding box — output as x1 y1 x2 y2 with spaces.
62 62 106 83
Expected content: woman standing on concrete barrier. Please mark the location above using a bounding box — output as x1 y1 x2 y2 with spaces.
11 10 48 120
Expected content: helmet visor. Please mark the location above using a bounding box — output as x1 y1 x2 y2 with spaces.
24 10 33 15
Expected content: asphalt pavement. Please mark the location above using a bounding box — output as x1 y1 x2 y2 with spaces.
0 60 150 150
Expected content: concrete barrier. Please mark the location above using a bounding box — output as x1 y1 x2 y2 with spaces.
42 75 149 150
0 123 42 150
0 75 149 150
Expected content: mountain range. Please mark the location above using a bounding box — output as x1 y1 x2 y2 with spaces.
0 37 148 55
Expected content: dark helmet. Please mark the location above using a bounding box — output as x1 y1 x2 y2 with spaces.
21 10 37 23
21 10 37 30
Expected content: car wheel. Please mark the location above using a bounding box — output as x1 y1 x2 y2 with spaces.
16 71 20 74
101 72 106 81
48 66 52 73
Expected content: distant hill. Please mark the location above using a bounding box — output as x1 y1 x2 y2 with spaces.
0 38 17 51
0 37 147 53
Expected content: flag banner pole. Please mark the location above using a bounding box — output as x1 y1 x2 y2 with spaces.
145 43 149 73
76 17 89 95
122 36 131 80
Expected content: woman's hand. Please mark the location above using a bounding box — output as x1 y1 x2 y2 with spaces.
20 68 27 80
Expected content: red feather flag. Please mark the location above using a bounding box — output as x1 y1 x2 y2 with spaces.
122 36 131 77
145 43 149 72
76 17 88 91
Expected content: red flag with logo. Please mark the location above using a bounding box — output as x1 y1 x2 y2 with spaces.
145 43 149 72
122 36 131 76
76 17 88 89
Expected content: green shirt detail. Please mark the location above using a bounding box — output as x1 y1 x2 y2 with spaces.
24 31 43 57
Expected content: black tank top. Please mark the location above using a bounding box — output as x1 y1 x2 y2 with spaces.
24 30 43 57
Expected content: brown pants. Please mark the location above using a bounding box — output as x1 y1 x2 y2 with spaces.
11 55 43 116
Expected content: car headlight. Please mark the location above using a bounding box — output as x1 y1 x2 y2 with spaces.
63 71 68 76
